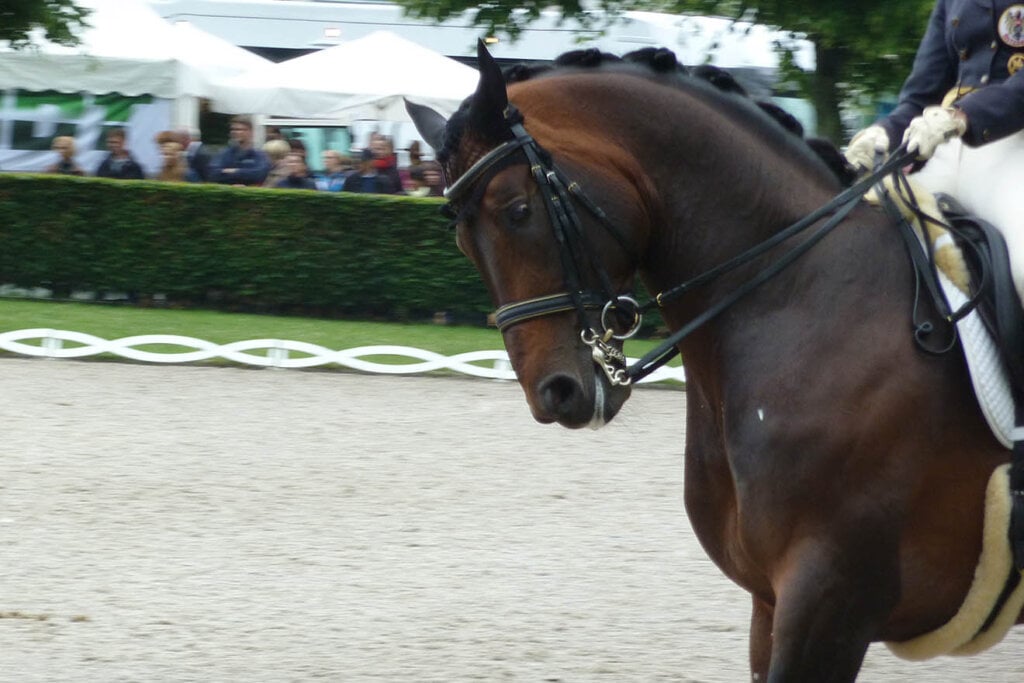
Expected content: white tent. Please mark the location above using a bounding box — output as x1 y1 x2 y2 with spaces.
170 20 274 89
0 0 270 124
210 31 478 122
0 0 271 173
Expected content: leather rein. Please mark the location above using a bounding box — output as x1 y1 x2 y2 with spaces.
445 107 920 385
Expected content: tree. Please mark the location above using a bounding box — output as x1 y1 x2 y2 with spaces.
0 0 92 49
395 0 936 142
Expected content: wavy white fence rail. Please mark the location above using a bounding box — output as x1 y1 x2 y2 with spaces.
0 328 686 384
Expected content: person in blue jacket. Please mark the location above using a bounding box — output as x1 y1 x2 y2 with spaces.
210 115 270 186
95 128 145 180
846 0 1024 301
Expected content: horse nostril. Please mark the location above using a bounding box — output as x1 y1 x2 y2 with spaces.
539 374 585 420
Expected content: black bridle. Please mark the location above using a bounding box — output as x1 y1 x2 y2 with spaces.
446 107 923 385
445 106 644 385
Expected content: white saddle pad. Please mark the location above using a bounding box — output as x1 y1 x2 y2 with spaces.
939 271 1017 448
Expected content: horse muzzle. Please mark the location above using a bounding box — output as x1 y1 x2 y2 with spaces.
533 355 632 429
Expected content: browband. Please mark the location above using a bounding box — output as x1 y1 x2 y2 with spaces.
444 139 526 202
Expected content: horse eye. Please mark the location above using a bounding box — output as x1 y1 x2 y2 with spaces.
506 202 530 224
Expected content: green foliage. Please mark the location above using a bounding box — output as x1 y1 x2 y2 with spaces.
667 0 934 97
399 0 627 39
0 174 493 323
0 0 91 48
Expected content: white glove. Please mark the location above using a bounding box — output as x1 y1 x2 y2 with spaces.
904 106 967 160
845 125 890 171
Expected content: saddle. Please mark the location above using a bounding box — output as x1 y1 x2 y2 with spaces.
870 181 1024 431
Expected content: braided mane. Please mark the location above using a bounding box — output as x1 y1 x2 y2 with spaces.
439 46 855 187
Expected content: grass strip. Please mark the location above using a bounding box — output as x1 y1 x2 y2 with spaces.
0 299 681 367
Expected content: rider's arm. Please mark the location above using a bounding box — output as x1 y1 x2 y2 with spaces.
878 1 957 148
955 71 1024 146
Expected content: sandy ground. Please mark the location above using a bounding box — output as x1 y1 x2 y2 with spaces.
1 357 1022 682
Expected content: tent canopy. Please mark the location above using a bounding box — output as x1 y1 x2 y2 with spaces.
0 0 270 100
211 31 478 122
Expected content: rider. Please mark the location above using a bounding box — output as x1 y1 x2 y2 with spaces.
845 0 1024 303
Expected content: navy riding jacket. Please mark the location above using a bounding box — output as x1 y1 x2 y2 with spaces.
881 0 1024 147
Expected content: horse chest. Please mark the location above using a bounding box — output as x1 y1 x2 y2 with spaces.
681 399 776 596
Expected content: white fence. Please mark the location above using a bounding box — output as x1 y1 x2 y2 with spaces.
0 328 687 384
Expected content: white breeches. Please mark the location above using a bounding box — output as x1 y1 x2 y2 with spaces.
911 130 1024 303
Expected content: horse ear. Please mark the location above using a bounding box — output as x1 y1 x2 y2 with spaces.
404 99 448 153
469 38 509 126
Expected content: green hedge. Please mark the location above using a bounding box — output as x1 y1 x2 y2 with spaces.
0 174 493 322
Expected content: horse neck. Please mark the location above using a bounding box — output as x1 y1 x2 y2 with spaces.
554 83 907 389
518 73 846 283
650 196 906 401
516 75 903 382
642 109 841 273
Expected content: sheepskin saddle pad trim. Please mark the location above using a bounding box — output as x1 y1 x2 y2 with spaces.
886 464 1024 660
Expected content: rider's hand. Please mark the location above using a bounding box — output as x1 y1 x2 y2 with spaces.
845 125 890 172
904 106 967 160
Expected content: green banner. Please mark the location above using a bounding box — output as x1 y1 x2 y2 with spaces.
1 89 170 174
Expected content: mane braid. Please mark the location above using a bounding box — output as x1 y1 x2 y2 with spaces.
441 47 855 191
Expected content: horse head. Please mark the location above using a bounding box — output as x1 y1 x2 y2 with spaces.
408 42 651 428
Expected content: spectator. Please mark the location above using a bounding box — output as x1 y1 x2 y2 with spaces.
44 136 84 176
176 126 211 182
287 136 308 159
156 141 198 182
408 139 424 167
401 141 443 195
402 139 425 191
405 166 432 197
421 160 445 197
370 133 403 194
95 128 144 180
342 148 396 194
210 115 270 186
274 152 317 190
262 138 292 188
315 149 351 191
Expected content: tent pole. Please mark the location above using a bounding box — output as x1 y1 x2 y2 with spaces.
173 95 200 131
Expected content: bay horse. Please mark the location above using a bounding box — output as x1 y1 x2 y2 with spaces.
407 43 1018 681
